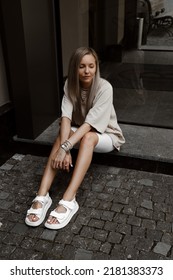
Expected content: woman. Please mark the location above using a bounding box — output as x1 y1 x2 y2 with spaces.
25 47 125 229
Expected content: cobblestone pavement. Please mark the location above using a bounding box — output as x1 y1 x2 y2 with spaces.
0 154 173 260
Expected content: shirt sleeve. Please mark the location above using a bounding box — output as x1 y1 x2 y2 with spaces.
61 81 73 120
85 82 113 133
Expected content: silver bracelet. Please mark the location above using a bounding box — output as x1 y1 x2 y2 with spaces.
60 140 73 152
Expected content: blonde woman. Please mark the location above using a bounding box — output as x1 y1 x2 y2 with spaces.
25 47 125 229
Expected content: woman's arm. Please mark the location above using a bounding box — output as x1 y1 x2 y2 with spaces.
51 120 92 170
51 117 72 170
60 117 92 147
60 117 72 144
67 122 92 147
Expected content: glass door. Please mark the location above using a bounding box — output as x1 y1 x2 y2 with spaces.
137 0 173 50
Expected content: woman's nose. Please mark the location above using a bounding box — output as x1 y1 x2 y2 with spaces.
85 66 89 73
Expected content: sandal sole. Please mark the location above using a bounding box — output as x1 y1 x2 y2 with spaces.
25 197 52 227
44 202 79 230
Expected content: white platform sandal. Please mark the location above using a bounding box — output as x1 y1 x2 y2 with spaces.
25 193 52 227
45 198 79 230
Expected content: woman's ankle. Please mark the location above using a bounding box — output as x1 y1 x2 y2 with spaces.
37 191 49 197
62 194 76 201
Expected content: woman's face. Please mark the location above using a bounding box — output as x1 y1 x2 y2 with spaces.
78 54 97 88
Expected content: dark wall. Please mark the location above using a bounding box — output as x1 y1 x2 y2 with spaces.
0 0 62 139
124 0 138 49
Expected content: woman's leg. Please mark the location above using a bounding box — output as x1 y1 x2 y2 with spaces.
27 136 61 222
47 131 98 224
64 133 98 199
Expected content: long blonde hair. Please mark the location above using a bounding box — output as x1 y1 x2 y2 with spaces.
67 47 101 112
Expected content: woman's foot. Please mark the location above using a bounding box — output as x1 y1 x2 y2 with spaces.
25 193 52 227
46 204 67 224
45 198 79 229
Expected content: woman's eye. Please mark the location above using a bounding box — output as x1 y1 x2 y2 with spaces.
79 64 95 69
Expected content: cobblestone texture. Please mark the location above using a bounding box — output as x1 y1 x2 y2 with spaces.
0 154 173 260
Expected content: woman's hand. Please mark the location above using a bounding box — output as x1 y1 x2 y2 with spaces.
51 148 66 169
51 148 72 172
62 152 73 172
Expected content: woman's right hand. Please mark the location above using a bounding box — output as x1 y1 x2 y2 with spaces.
51 148 66 169
51 148 72 172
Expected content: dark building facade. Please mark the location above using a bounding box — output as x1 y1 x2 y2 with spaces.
0 0 172 147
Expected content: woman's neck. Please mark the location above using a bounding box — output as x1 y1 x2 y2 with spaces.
80 87 89 92
80 81 92 90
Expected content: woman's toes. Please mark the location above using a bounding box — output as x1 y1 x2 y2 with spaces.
47 216 58 224
47 217 51 223
46 205 66 224
28 214 39 222
32 215 39 221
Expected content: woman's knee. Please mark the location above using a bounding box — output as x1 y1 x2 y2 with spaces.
80 132 98 147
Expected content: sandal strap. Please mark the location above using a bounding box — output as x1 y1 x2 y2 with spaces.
27 207 42 217
48 199 76 221
32 193 49 205
26 193 50 218
49 209 68 221
59 198 76 210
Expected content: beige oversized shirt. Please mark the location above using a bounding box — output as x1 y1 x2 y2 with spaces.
61 78 125 151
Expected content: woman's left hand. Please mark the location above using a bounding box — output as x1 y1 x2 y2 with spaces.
62 152 72 172
51 148 73 172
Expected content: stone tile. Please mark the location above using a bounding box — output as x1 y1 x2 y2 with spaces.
161 233 173 245
142 219 156 230
10 248 43 260
0 244 16 258
101 210 114 221
110 244 126 260
55 230 73 244
135 237 153 252
86 239 101 251
116 223 131 235
107 232 123 244
127 216 141 227
11 223 29 235
0 191 9 200
62 245 75 260
136 207 153 219
0 200 14 210
20 237 37 249
100 242 112 254
80 226 95 238
40 229 57 241
138 179 153 187
2 233 24 246
88 219 105 229
0 164 13 171
94 229 108 242
141 199 153 210
123 205 136 215
50 243 64 258
153 242 171 256
35 239 53 252
12 154 25 161
75 248 93 260
156 221 172 233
